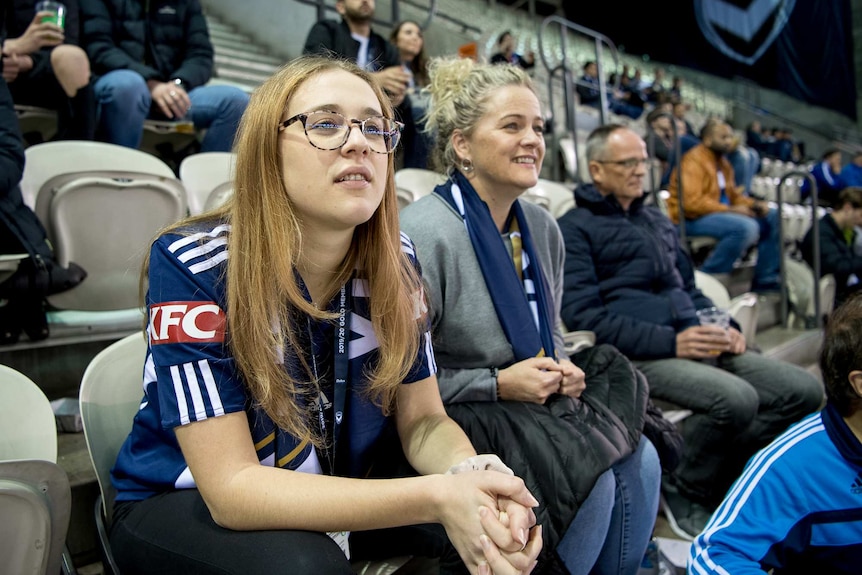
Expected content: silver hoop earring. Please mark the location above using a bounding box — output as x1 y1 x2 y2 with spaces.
460 158 474 174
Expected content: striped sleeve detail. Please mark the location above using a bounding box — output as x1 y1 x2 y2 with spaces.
167 225 230 275
168 359 228 426
400 231 416 258
423 330 437 375
689 415 825 574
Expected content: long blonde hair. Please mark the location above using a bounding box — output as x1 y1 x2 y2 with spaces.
149 56 422 446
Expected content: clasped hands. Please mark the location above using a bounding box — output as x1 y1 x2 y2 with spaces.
497 357 586 404
445 454 542 575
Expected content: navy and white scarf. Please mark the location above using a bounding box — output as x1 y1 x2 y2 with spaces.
434 170 557 363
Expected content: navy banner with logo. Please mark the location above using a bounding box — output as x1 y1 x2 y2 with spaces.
564 0 857 119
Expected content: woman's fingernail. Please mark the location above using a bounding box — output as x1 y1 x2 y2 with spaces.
529 494 539 507
478 505 488 518
478 561 490 575
480 534 491 550
518 528 527 547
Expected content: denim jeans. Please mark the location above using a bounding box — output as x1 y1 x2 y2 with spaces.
557 437 661 575
684 208 781 287
634 352 822 505
728 146 760 196
93 70 249 152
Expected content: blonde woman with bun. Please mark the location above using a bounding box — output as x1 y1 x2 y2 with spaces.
107 55 542 575
400 57 661 574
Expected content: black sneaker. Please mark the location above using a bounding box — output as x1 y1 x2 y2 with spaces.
661 483 714 540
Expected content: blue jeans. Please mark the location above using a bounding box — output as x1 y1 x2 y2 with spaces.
634 353 822 506
684 208 781 287
93 70 249 152
728 146 760 196
558 437 661 575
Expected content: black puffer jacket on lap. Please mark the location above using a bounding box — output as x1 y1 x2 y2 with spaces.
445 344 648 556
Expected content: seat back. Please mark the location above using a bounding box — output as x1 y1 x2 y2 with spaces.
694 271 759 342
0 460 71 575
204 181 234 212
21 141 176 209
42 174 186 311
394 168 446 210
693 270 731 308
179 152 237 215
0 365 57 462
523 178 576 218
79 333 148 526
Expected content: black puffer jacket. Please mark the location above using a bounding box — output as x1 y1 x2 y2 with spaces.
558 184 714 360
445 344 648 557
80 0 213 89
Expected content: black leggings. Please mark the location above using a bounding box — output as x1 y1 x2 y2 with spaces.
110 490 465 575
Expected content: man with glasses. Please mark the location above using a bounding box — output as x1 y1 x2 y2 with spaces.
666 118 780 292
556 124 822 540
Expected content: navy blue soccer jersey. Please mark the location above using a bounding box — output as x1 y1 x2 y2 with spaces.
112 223 437 501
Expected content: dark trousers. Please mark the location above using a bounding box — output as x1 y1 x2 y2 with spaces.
9 66 96 141
111 489 466 575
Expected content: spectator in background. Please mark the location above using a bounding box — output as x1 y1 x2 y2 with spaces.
801 187 862 306
690 294 862 574
489 30 534 70
390 19 431 169
768 127 797 162
0 43 86 344
801 148 845 206
669 76 683 102
3 0 95 140
304 0 418 169
840 150 862 188
727 132 760 197
80 0 249 152
303 0 409 105
558 124 822 540
667 118 781 292
645 67 665 102
576 61 642 120
745 120 767 155
672 101 696 138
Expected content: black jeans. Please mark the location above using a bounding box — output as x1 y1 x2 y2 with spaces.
111 489 466 575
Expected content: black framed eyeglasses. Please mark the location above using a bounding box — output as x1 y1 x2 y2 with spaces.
278 110 403 155
594 158 649 170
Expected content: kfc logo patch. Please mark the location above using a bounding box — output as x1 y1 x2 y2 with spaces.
150 301 225 344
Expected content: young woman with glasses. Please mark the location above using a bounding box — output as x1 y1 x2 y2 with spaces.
108 56 541 575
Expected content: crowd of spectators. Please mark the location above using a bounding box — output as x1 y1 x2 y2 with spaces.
4 2 861 573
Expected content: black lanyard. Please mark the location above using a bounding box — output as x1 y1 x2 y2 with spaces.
308 282 351 474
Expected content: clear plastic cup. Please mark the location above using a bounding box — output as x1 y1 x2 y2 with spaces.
696 306 730 329
697 306 730 355
35 1 65 29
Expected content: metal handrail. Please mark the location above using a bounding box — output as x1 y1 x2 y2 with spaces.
775 171 821 328
545 63 578 181
293 0 440 33
537 15 621 127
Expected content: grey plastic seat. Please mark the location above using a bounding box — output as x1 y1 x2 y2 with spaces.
179 152 236 215
0 365 73 575
79 333 148 575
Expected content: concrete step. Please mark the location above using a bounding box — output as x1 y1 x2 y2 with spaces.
214 54 281 75
757 325 822 368
213 45 283 65
211 35 271 55
208 27 253 45
213 66 271 86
